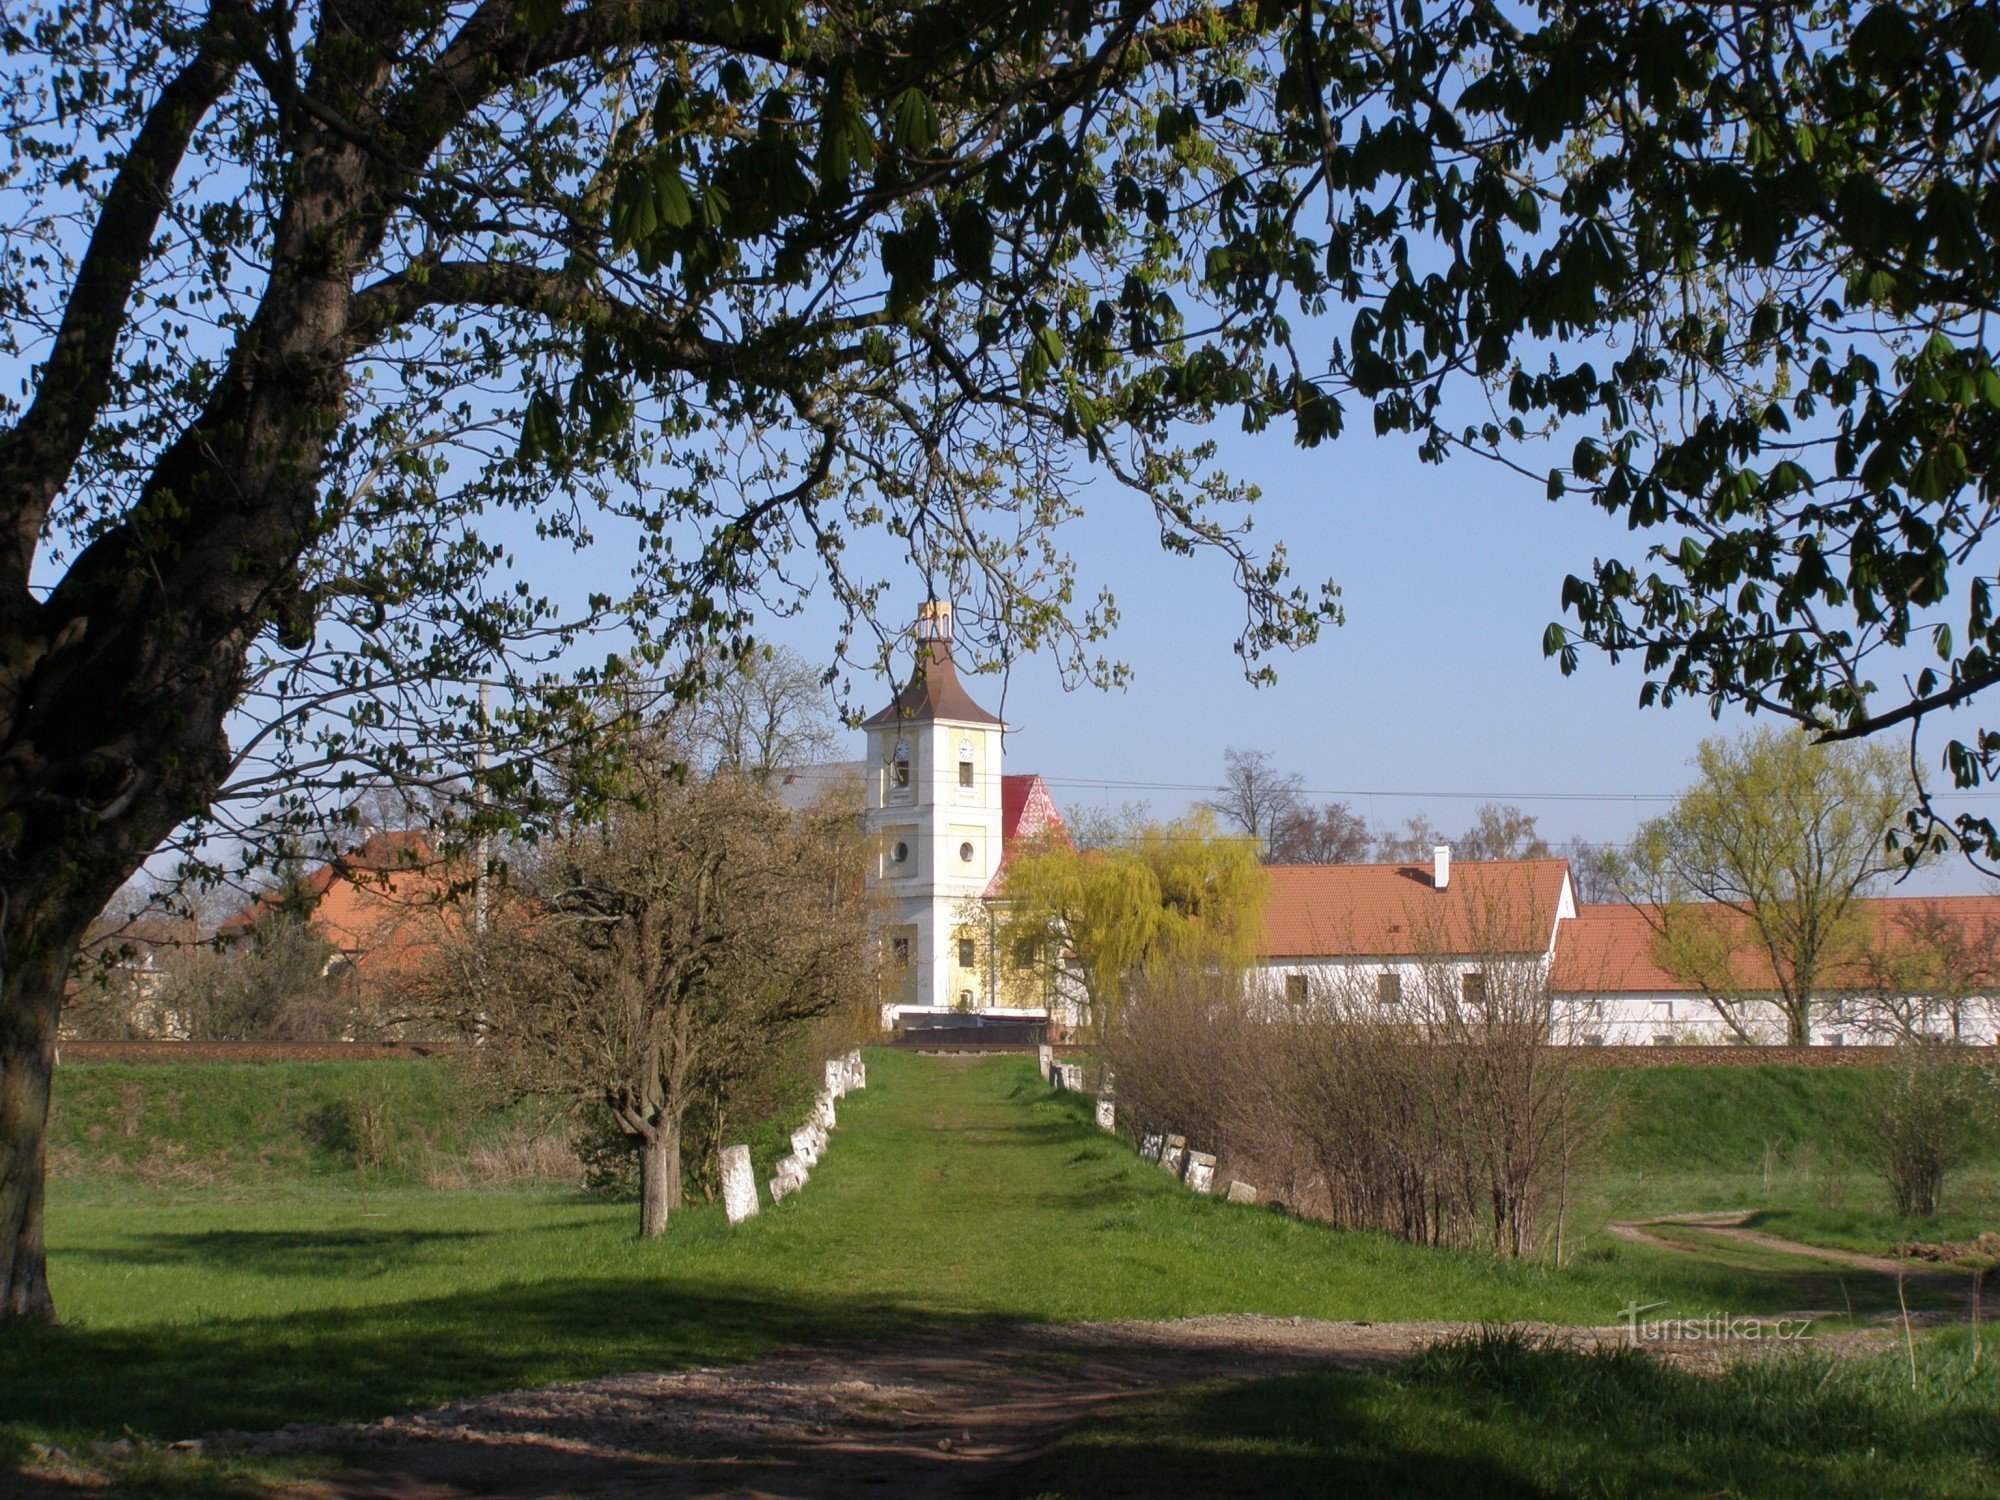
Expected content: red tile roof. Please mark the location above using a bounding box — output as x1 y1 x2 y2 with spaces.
221 831 459 985
1551 896 2000 994
1260 858 1572 959
986 773 1070 897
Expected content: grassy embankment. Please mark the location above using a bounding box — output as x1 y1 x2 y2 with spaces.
5 1052 1992 1492
1589 1064 2000 1252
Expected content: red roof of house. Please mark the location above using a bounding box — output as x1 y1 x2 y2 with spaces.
985 773 1070 897
1551 896 2000 994
221 830 458 985
1260 858 1572 959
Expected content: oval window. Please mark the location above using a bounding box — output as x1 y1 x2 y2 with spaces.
892 841 909 864
959 840 975 862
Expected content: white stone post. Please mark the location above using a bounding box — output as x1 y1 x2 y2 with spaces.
1095 1096 1116 1132
792 1125 821 1167
721 1144 759 1222
1184 1151 1216 1195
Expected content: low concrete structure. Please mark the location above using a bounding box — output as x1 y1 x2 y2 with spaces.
1140 1132 1163 1162
1225 1180 1258 1205
1161 1135 1186 1174
1095 1096 1116 1132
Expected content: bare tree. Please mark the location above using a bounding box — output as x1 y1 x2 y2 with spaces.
1374 813 1450 862
1203 749 1304 853
688 647 840 781
1847 902 2000 1043
1453 804 1551 862
1562 839 1623 905
429 743 872 1237
1267 802 1373 864
1277 891 1600 1258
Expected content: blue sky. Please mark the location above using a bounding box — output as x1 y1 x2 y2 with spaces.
744 416 1997 893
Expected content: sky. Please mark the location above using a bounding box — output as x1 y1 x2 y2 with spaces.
744 415 1999 896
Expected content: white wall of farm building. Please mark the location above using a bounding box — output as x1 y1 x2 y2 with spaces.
1247 959 2000 1046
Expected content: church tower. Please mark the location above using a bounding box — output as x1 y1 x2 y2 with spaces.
864 601 1005 1018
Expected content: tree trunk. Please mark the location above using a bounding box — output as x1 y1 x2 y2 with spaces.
638 1133 671 1239
1 946 68 1321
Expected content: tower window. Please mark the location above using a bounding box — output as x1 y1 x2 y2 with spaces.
891 841 909 865
957 937 976 968
959 759 974 788
891 752 911 789
959 840 975 863
890 936 910 967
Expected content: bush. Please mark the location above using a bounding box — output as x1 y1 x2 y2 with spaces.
1872 1050 1994 1217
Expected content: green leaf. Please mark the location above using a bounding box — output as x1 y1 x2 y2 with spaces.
891 87 937 154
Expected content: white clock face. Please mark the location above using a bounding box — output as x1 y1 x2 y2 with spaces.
959 736 974 758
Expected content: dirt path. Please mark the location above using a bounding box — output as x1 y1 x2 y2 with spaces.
186 1316 1613 1499
1604 1211 1981 1323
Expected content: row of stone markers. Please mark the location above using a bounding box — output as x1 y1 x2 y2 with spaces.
1138 1131 1260 1203
718 1050 867 1224
1035 1043 1254 1200
1040 1045 1116 1128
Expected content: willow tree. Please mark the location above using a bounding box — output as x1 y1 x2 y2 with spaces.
0 2 1334 1320
996 811 1266 1038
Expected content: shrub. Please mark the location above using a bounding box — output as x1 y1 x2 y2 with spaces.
1872 1050 1993 1217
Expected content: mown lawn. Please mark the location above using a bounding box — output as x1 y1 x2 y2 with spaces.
2 1051 1907 1464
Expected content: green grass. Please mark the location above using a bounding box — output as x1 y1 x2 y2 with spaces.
44 1058 564 1194
1017 1325 2000 1499
1575 1064 2000 1258
3 1053 1903 1461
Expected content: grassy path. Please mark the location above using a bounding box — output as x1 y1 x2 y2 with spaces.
0 1052 1932 1463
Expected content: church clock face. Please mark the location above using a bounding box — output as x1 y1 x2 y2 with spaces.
958 735 973 759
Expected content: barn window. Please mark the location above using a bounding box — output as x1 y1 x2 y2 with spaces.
1461 972 1486 1007
1377 972 1402 1006
1285 973 1309 1005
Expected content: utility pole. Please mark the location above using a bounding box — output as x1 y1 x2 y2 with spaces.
473 680 491 935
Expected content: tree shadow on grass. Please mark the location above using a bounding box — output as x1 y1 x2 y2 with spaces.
1012 1343 2000 1500
60 1227 489 1276
0 1277 992 1445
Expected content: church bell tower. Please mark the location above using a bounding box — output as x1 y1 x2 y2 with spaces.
863 602 1005 1020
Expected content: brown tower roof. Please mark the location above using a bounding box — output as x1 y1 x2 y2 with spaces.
864 639 1003 727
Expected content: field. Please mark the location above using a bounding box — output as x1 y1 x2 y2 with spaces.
5 1051 1995 1495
